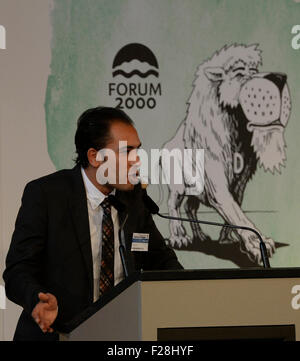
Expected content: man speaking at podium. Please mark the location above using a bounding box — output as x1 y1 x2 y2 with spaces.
3 107 183 341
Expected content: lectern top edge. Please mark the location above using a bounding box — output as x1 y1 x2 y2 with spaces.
140 267 300 281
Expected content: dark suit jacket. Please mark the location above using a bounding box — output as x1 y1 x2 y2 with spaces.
3 165 182 340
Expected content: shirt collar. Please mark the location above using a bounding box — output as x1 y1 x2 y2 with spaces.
81 167 115 210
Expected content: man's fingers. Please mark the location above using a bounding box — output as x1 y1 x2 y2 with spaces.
38 292 49 302
40 293 57 308
32 307 42 324
39 321 52 333
44 302 58 311
46 294 58 307
39 323 46 332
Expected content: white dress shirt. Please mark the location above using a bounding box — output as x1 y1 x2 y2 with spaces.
81 168 124 302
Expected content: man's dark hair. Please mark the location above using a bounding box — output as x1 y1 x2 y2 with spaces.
75 106 134 168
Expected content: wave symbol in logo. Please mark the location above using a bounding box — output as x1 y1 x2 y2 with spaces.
112 43 159 78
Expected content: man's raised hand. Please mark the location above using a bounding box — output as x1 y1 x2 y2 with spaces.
31 292 58 333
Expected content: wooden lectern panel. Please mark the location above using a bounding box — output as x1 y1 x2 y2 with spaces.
140 277 300 340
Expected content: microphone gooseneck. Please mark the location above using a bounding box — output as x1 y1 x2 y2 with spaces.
143 194 270 268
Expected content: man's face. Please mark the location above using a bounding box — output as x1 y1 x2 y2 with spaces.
96 121 141 191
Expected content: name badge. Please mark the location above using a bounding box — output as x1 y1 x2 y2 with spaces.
131 233 149 252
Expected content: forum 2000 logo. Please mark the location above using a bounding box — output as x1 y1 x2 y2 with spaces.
108 43 162 110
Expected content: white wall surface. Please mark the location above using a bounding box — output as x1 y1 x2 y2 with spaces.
0 0 55 341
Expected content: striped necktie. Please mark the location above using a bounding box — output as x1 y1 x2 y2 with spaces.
99 197 114 296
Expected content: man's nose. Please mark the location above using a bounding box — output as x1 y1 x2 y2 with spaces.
128 152 140 165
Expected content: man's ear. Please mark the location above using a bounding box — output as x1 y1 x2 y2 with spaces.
204 67 225 82
87 148 100 168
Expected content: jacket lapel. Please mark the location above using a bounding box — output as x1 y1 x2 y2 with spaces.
68 165 94 299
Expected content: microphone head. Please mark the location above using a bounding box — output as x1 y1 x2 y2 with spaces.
141 182 148 190
108 195 126 213
143 194 159 215
136 175 148 189
140 176 149 190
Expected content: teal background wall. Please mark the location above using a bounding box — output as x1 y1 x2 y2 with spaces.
45 0 300 269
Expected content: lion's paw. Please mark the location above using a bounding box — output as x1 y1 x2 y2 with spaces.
240 231 276 265
261 236 276 257
168 234 192 248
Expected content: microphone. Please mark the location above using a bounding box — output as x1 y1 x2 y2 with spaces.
143 193 270 268
108 195 129 277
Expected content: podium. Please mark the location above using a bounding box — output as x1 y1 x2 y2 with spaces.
60 268 300 341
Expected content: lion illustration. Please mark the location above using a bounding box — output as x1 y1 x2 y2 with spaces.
161 44 291 264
